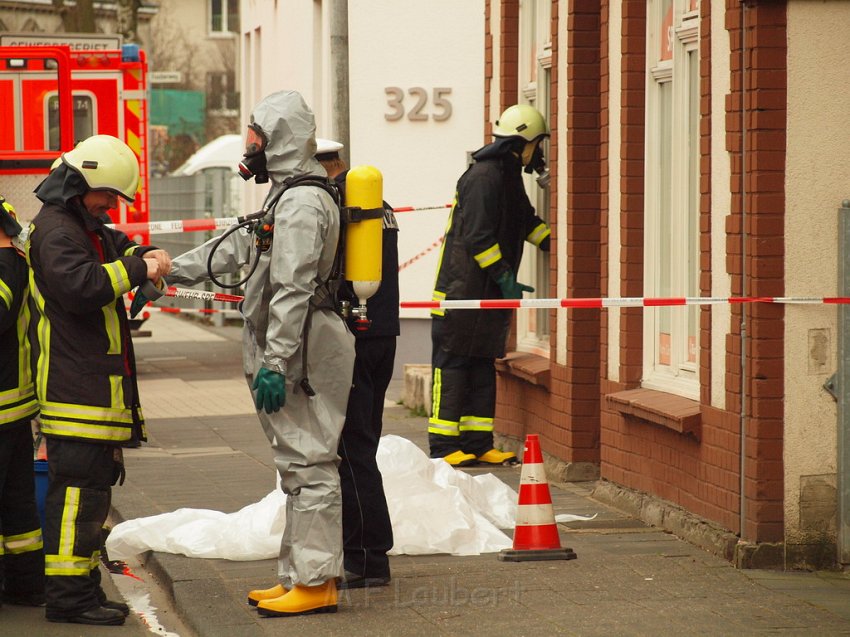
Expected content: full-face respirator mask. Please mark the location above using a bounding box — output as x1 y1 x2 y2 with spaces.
238 124 270 184
523 141 550 190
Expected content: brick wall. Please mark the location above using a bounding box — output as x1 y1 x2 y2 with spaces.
495 0 602 465
725 0 787 543
491 0 786 543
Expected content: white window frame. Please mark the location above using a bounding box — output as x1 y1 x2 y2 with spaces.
516 0 552 357
209 0 238 36
642 0 700 399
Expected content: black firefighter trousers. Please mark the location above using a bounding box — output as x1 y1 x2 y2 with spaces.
0 423 45 602
338 335 396 579
43 438 121 620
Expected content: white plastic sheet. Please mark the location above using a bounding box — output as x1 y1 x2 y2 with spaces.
106 435 517 561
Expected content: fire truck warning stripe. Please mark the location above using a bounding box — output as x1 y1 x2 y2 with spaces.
127 99 141 119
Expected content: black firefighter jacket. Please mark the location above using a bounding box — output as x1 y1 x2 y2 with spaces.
431 146 550 359
0 246 38 429
27 201 153 445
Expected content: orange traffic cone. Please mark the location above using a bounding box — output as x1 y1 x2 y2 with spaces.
498 434 577 562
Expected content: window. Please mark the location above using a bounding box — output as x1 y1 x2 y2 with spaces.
207 71 239 114
643 0 700 399
516 0 552 356
210 0 239 34
47 93 94 150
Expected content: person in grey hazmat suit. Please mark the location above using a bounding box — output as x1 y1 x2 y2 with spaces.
150 91 355 616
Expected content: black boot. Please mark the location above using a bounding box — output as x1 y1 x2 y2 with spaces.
102 599 130 616
47 606 126 626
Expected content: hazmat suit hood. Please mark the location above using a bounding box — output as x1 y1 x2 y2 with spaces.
250 90 326 188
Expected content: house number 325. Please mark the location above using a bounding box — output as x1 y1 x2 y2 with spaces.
384 87 453 122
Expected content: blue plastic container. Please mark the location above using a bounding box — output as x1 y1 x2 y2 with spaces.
33 460 49 530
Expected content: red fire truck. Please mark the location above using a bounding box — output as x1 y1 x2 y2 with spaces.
0 41 151 244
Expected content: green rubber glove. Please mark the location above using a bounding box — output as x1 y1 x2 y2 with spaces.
129 280 165 319
129 289 150 319
496 270 534 299
252 367 286 413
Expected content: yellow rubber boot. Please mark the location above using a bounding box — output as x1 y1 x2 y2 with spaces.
477 449 518 465
247 583 287 607
442 450 477 467
256 580 337 617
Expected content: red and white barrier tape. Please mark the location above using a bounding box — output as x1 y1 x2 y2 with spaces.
164 286 244 304
142 289 850 309
402 296 850 310
109 218 239 236
398 235 444 272
390 204 451 213
108 204 451 236
128 306 238 317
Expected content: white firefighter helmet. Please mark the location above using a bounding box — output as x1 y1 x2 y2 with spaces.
315 138 344 156
493 104 549 142
60 135 140 202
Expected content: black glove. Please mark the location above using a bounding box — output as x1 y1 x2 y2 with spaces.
539 236 550 252
496 270 534 299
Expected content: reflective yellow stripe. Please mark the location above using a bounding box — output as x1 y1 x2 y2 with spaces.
17 282 32 390
58 487 80 558
459 416 495 433
0 396 39 425
40 419 131 442
0 279 11 308
526 222 550 246
103 261 132 297
45 555 91 576
428 419 460 436
430 290 446 318
428 368 460 435
123 245 140 257
41 400 132 423
431 367 441 417
29 271 51 401
103 303 121 354
0 383 34 405
110 375 124 411
431 196 457 289
5 528 43 554
474 243 502 269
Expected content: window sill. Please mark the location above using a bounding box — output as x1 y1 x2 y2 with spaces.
605 388 700 439
495 351 550 390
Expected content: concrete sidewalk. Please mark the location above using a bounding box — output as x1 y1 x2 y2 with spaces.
111 313 850 636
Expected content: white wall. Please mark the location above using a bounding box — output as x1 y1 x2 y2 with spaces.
239 0 485 319
348 0 485 317
784 0 850 543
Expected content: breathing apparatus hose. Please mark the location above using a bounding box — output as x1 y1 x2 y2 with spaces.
206 209 268 289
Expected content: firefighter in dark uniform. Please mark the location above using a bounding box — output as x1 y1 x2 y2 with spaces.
429 104 551 467
315 139 398 589
27 135 171 626
0 196 44 609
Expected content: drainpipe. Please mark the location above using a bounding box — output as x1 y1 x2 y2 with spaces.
330 0 350 166
738 0 749 541
839 200 850 565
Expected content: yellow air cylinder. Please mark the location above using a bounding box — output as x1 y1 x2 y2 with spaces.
345 165 383 328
